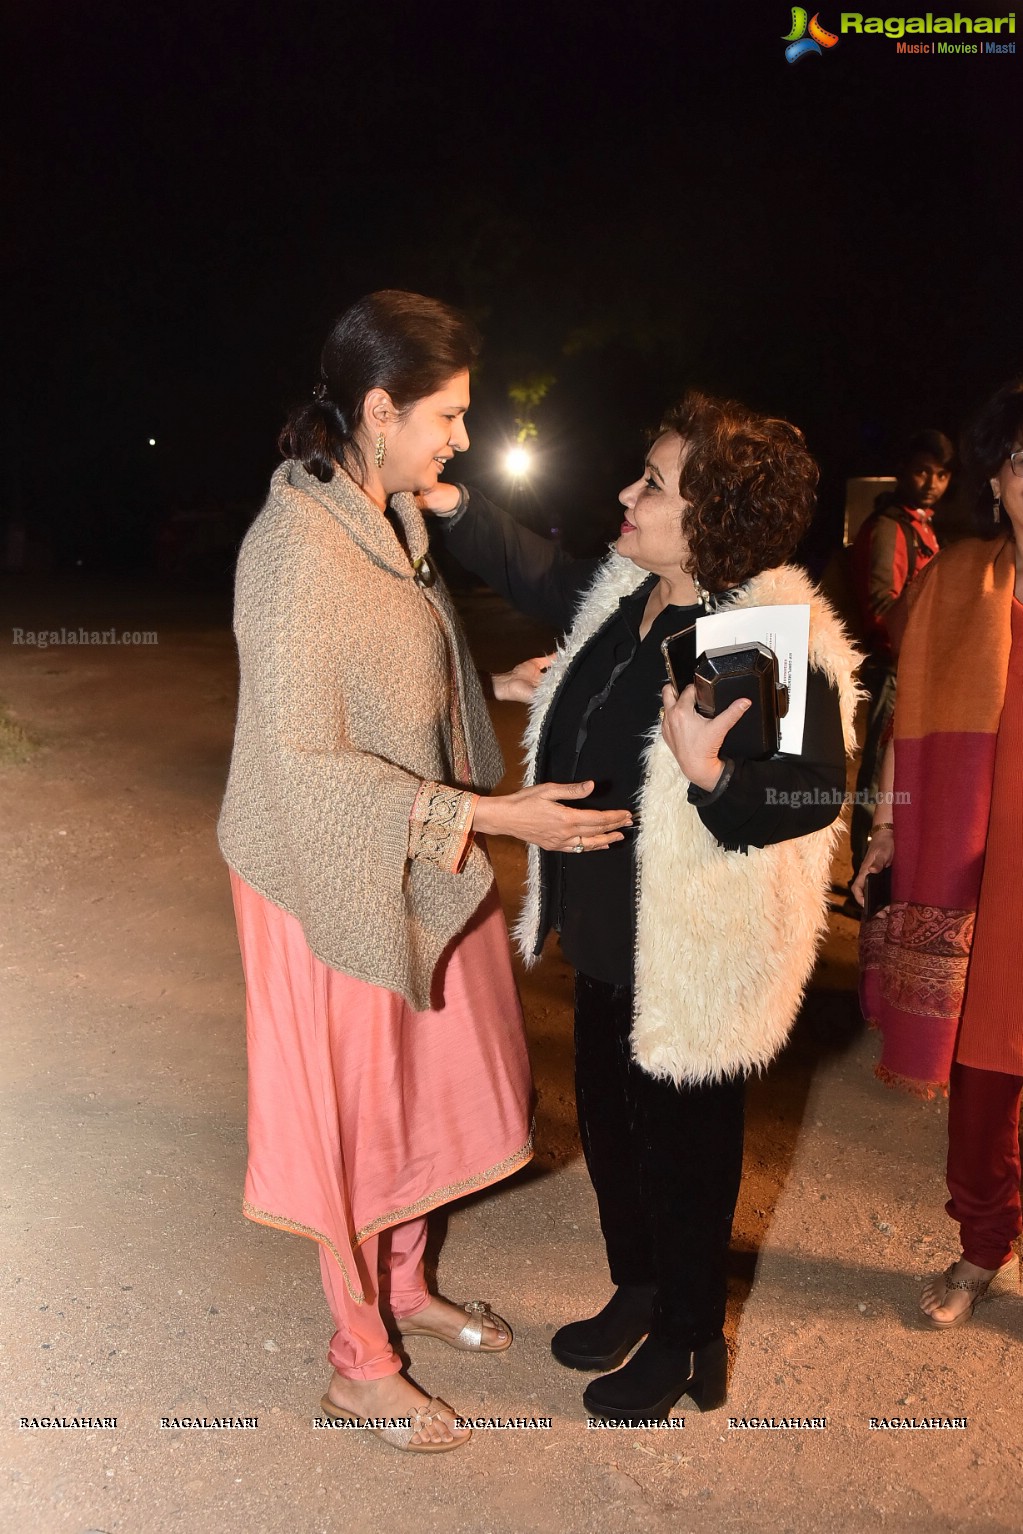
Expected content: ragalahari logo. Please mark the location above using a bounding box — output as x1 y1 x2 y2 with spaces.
783 8 840 61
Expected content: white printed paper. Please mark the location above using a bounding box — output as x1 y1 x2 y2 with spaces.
694 603 810 754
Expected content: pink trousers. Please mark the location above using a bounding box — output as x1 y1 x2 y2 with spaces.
318 1218 431 1379
229 872 533 1382
946 1061 1023 1269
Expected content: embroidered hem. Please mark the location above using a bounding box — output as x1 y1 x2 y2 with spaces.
242 1202 366 1303
875 902 975 1020
242 1130 534 1302
353 1132 534 1243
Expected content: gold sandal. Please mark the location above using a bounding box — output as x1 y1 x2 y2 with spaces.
919 1253 1020 1329
398 1299 513 1352
318 1393 471 1453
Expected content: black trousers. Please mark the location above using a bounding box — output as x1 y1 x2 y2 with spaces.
573 971 746 1349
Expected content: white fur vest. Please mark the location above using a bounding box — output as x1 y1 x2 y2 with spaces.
516 554 862 1085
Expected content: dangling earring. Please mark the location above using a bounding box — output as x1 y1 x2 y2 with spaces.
375 432 386 469
691 570 714 611
993 488 1002 524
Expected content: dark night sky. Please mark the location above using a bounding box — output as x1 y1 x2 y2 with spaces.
5 0 1022 565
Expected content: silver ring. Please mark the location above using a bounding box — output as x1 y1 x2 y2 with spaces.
574 838 584 853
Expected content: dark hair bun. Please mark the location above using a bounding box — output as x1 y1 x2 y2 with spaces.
279 291 481 484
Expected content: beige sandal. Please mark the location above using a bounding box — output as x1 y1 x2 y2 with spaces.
398 1299 513 1353
919 1253 1020 1329
318 1393 471 1453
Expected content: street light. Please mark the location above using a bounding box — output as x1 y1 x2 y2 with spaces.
505 444 531 477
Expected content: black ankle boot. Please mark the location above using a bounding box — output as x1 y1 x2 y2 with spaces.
550 1284 656 1371
582 1331 728 1419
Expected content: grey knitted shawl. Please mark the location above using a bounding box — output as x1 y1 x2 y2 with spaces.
218 461 504 1009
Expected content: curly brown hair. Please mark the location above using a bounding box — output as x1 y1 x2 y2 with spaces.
659 390 818 592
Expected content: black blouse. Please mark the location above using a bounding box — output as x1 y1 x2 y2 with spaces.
545 584 698 981
439 490 847 985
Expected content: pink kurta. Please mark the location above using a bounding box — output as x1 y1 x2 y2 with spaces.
230 872 534 1302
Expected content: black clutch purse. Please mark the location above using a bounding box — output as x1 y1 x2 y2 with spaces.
690 641 789 760
863 865 893 920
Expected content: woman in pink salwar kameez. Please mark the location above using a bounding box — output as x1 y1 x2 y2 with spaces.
218 292 632 1452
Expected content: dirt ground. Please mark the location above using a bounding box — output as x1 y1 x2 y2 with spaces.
1 576 1021 1534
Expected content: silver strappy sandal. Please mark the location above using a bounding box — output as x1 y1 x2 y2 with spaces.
398 1298 513 1352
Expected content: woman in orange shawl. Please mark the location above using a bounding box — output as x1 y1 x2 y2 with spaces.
856 380 1023 1327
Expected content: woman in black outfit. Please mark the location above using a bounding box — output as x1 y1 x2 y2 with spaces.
427 390 860 1419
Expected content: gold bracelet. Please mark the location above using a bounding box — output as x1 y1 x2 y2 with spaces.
870 821 894 834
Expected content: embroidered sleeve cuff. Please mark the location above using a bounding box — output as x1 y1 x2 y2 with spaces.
686 758 736 807
408 782 479 873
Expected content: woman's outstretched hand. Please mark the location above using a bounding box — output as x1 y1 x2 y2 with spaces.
474 781 632 852
660 683 750 792
851 828 894 905
491 655 555 703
